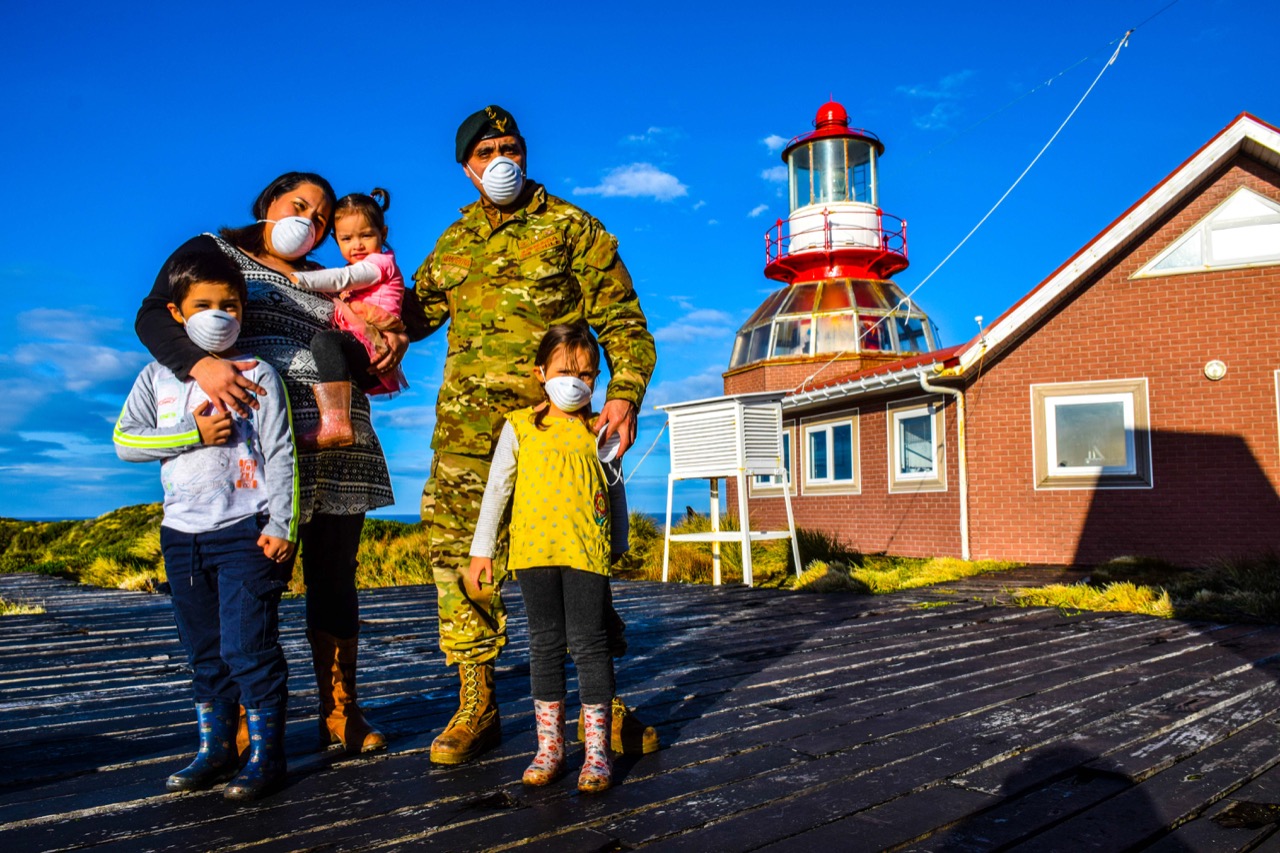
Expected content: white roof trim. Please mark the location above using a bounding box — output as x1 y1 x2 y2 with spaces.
958 115 1280 373
783 359 947 411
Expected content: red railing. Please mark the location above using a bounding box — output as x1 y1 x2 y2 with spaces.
764 209 908 267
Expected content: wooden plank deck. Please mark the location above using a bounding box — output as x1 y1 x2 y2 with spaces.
3 568 1280 851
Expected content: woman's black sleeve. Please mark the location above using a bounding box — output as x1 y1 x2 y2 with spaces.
135 234 221 380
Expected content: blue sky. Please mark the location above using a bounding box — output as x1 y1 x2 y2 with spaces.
2 0 1277 520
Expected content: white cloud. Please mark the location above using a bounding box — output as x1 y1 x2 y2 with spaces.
761 165 787 183
573 163 689 201
16 431 115 462
0 461 121 482
643 368 731 409
707 219 719 226
912 102 961 131
896 70 975 100
653 309 737 344
762 134 788 152
19 308 126 342
748 204 770 218
377 405 436 430
11 342 150 392
625 126 683 145
692 200 706 210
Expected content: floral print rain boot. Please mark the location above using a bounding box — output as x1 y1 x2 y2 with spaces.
522 699 566 786
577 702 613 793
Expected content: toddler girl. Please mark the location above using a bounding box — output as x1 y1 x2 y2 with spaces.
291 188 408 448
468 323 628 793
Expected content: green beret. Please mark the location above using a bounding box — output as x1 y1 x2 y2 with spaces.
455 105 523 163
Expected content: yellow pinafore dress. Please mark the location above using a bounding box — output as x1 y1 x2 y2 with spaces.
507 407 611 577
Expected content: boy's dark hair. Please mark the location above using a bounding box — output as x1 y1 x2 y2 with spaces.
168 251 248 307
219 171 338 258
533 322 600 430
334 188 393 251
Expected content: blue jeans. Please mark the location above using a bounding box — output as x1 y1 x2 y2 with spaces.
161 515 290 710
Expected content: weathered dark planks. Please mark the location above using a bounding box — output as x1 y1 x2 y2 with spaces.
3 570 1280 851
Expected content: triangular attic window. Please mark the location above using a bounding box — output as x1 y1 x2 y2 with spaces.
1136 187 1280 277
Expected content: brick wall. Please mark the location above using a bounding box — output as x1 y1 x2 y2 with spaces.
964 155 1280 566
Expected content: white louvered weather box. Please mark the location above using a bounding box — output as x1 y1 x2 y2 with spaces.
657 391 800 586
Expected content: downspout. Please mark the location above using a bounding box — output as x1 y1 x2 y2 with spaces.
917 370 970 561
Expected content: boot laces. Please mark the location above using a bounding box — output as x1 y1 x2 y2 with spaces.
452 665 484 726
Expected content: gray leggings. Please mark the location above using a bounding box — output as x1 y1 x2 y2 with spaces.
517 567 616 706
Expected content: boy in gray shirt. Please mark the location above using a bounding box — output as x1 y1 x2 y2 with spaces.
114 250 296 802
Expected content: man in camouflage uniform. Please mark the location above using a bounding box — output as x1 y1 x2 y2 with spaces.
405 105 658 765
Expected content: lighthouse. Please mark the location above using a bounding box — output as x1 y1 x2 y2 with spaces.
725 101 937 395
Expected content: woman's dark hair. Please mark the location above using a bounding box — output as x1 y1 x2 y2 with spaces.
168 250 248 308
334 187 392 251
219 171 338 259
533 322 600 430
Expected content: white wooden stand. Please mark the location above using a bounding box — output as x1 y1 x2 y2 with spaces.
657 393 801 587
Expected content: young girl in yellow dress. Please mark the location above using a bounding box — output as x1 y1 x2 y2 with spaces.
468 323 628 793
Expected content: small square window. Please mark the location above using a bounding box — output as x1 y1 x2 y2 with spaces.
800 413 860 494
1032 379 1152 489
888 398 946 493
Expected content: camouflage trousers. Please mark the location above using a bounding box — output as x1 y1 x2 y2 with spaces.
422 450 628 668
421 451 510 666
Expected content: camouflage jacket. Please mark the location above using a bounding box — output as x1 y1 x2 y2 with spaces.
411 183 656 457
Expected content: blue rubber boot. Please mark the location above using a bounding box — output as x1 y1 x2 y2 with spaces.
167 700 240 792
224 706 287 802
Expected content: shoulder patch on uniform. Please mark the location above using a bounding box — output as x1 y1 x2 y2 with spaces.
439 253 472 270
516 233 564 260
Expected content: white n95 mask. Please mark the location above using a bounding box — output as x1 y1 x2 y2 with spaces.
261 215 317 259
184 309 241 353
597 429 621 464
473 156 525 206
544 376 592 412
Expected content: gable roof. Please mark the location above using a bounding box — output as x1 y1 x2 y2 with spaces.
957 112 1280 374
782 112 1280 412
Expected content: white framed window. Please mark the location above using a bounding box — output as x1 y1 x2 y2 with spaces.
1135 187 1280 277
749 426 796 498
1031 378 1152 489
800 413 859 494
887 398 946 493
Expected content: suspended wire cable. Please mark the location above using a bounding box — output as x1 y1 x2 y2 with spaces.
623 419 667 486
792 28 1133 395
907 1 1176 165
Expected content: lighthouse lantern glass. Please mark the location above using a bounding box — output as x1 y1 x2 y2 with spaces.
788 139 877 209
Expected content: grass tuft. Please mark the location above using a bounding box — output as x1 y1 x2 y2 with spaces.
1012 581 1173 618
0 596 44 616
852 556 1020 594
1011 552 1280 623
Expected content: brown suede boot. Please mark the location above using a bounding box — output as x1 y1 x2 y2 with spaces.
309 629 387 754
236 705 250 758
430 662 501 765
311 382 355 449
577 696 660 754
